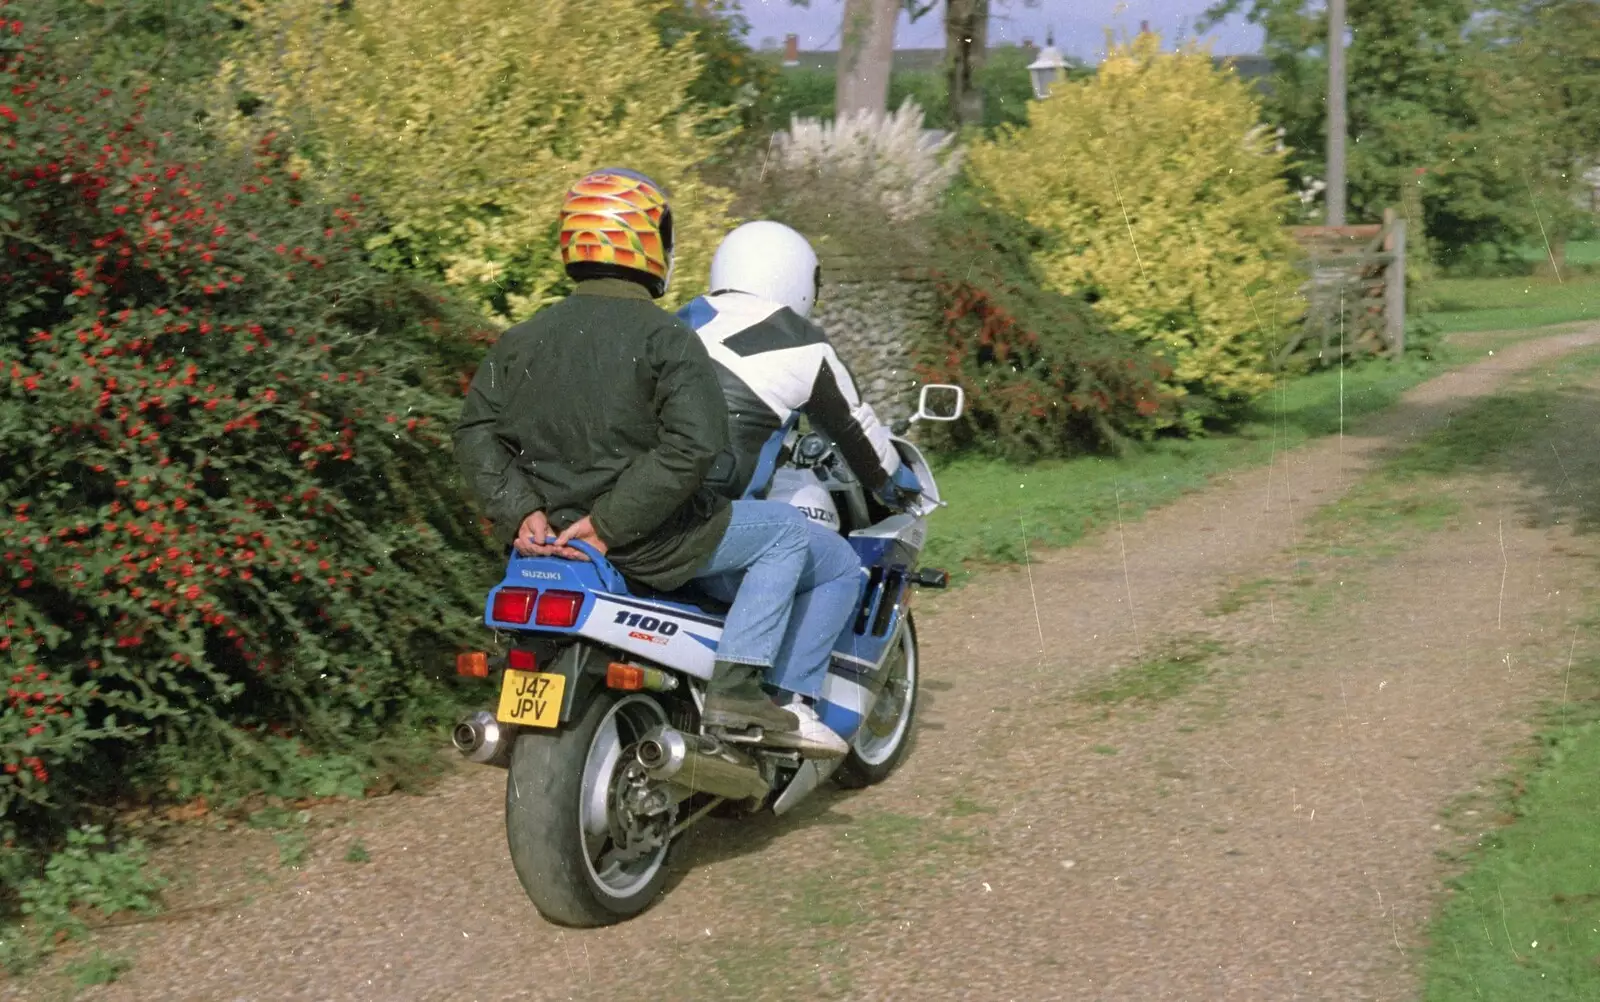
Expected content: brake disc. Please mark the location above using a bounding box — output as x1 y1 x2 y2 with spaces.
608 759 674 863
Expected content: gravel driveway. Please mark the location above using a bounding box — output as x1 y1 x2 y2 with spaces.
7 328 1599 1002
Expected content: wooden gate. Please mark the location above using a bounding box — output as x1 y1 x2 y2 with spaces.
1279 208 1408 364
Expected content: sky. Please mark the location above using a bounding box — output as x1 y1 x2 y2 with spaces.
738 0 1266 60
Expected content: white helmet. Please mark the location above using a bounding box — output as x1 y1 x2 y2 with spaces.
708 221 821 318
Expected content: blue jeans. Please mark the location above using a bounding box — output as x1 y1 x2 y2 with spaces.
693 501 864 699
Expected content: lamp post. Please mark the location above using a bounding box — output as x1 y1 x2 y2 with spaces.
1027 33 1067 100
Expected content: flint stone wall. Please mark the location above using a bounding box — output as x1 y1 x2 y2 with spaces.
809 256 939 422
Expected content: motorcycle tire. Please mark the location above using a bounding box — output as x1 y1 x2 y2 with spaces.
504 691 671 927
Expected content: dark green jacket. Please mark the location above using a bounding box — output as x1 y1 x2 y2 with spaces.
453 279 732 590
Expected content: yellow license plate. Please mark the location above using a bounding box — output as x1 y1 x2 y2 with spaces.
496 670 567 728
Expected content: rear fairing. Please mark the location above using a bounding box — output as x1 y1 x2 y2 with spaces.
484 554 725 679
483 509 928 740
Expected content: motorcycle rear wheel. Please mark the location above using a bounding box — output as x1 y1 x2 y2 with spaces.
504 691 672 927
835 614 919 789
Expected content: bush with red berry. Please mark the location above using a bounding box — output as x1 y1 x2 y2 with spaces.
915 191 1181 461
0 6 496 865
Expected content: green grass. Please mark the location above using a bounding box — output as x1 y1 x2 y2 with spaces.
1207 577 1277 617
924 353 1465 580
0 827 164 976
1423 714 1600 1001
1078 640 1222 708
65 949 132 989
1388 392 1564 479
274 832 308 868
946 794 997 818
1514 238 1600 269
1428 274 1600 334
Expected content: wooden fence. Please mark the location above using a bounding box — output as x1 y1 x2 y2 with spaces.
1279 208 1408 363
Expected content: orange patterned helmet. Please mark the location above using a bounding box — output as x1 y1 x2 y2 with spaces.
558 167 674 298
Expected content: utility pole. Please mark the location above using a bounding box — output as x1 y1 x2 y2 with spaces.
1326 0 1347 226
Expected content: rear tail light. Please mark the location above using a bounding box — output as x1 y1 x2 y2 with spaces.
492 587 537 624
535 590 584 628
456 651 488 678
507 648 537 671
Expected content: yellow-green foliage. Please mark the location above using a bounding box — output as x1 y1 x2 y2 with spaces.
967 35 1304 404
224 0 738 319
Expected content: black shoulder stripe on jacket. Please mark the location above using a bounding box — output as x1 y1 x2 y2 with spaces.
721 306 828 356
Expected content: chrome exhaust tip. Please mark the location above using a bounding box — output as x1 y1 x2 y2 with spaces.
635 728 684 772
453 710 511 766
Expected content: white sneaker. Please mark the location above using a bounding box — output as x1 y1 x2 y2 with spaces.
764 699 849 759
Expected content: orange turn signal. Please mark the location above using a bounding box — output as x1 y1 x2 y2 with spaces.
606 662 645 691
456 651 488 678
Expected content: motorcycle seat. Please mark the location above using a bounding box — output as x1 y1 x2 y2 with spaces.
621 577 732 617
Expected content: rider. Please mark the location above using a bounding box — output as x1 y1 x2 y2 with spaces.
454 169 848 749
677 220 923 742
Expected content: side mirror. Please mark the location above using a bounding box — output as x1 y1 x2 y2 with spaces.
891 384 965 436
914 384 964 423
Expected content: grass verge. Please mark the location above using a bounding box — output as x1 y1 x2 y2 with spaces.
1421 638 1600 1001
1428 274 1600 335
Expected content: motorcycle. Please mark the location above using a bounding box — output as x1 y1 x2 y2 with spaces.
451 384 965 927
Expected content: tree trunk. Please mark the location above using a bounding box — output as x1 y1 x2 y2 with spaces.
1537 231 1568 277
945 0 988 129
836 0 899 117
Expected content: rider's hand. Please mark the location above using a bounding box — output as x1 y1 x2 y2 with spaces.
553 515 608 561
890 463 922 494
876 465 921 510
513 511 558 557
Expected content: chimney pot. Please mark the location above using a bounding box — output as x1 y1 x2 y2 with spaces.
783 33 799 66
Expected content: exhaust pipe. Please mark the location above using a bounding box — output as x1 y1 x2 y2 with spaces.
636 726 769 802
452 710 512 766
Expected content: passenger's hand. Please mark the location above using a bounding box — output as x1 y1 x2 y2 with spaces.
513 511 557 557
553 515 608 561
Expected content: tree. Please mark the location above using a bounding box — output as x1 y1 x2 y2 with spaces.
1477 0 1600 272
225 0 741 319
23 0 246 89
836 0 901 115
654 0 778 141
1201 0 1522 261
945 0 989 128
916 190 1179 459
967 35 1304 411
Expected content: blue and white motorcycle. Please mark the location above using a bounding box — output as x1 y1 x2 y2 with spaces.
451 385 964 927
